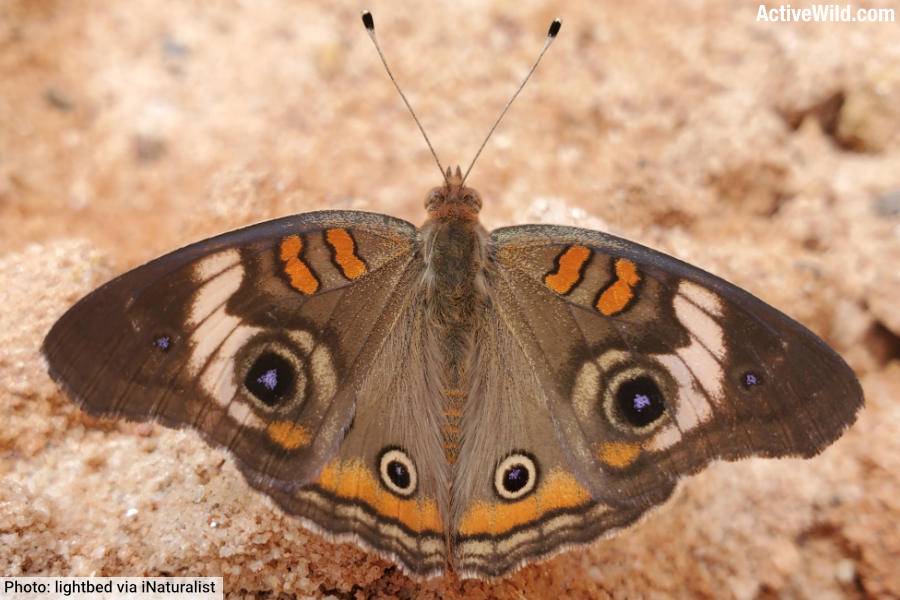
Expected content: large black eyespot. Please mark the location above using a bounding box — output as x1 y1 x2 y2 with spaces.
234 332 316 415
378 447 417 497
614 376 666 428
494 452 538 501
244 352 294 406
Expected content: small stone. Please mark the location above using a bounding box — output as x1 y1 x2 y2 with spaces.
133 135 167 163
873 190 900 218
44 88 74 112
835 559 856 584
837 66 900 152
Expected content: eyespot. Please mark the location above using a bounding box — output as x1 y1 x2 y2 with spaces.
602 369 669 433
152 334 172 352
234 333 312 414
494 452 538 501
378 447 417 497
244 352 294 406
741 370 763 390
613 375 666 428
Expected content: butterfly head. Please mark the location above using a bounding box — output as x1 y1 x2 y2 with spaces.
425 165 482 221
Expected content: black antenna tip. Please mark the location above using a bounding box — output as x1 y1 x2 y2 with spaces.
548 19 561 38
362 11 375 31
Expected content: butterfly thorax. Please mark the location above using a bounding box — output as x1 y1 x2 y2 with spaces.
420 180 489 369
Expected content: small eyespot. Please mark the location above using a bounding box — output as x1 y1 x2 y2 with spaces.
494 453 538 501
153 335 172 352
378 447 417 497
613 376 666 429
741 370 763 390
244 352 295 406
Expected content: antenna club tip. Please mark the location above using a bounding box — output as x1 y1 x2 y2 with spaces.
548 19 562 37
362 11 375 30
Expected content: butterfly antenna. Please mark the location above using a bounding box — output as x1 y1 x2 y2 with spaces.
362 11 447 183
461 18 561 186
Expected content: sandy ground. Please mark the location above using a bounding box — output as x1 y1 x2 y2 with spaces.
1 0 899 598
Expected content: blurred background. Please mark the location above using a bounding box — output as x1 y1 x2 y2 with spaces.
1 0 898 597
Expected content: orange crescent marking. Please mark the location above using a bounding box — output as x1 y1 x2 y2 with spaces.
596 258 641 315
315 460 443 533
267 421 312 450
457 470 592 536
596 441 641 468
544 245 591 294
325 228 367 280
279 235 319 295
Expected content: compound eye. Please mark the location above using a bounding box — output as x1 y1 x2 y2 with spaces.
378 448 417 497
494 453 538 501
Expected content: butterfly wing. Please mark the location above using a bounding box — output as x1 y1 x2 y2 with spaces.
43 210 449 574
450 224 863 577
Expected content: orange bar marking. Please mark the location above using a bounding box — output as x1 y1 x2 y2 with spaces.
457 470 591 536
315 459 442 533
544 245 591 294
597 441 641 468
326 228 367 280
279 235 319 295
267 421 312 450
596 258 640 315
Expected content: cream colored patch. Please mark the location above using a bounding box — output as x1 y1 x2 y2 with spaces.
293 489 444 557
225 398 265 429
654 353 713 431
288 330 315 354
679 281 723 316
645 423 682 451
458 509 607 557
188 263 244 326
495 512 587 554
310 344 336 402
198 324 262 412
676 337 724 402
674 295 725 359
457 539 492 558
188 311 242 376
495 523 539 555
597 349 630 371
673 279 726 403
572 361 600 420
194 249 241 281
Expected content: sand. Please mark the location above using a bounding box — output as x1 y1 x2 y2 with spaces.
1 1 899 598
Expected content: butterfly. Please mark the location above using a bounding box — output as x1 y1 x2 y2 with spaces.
41 12 863 580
